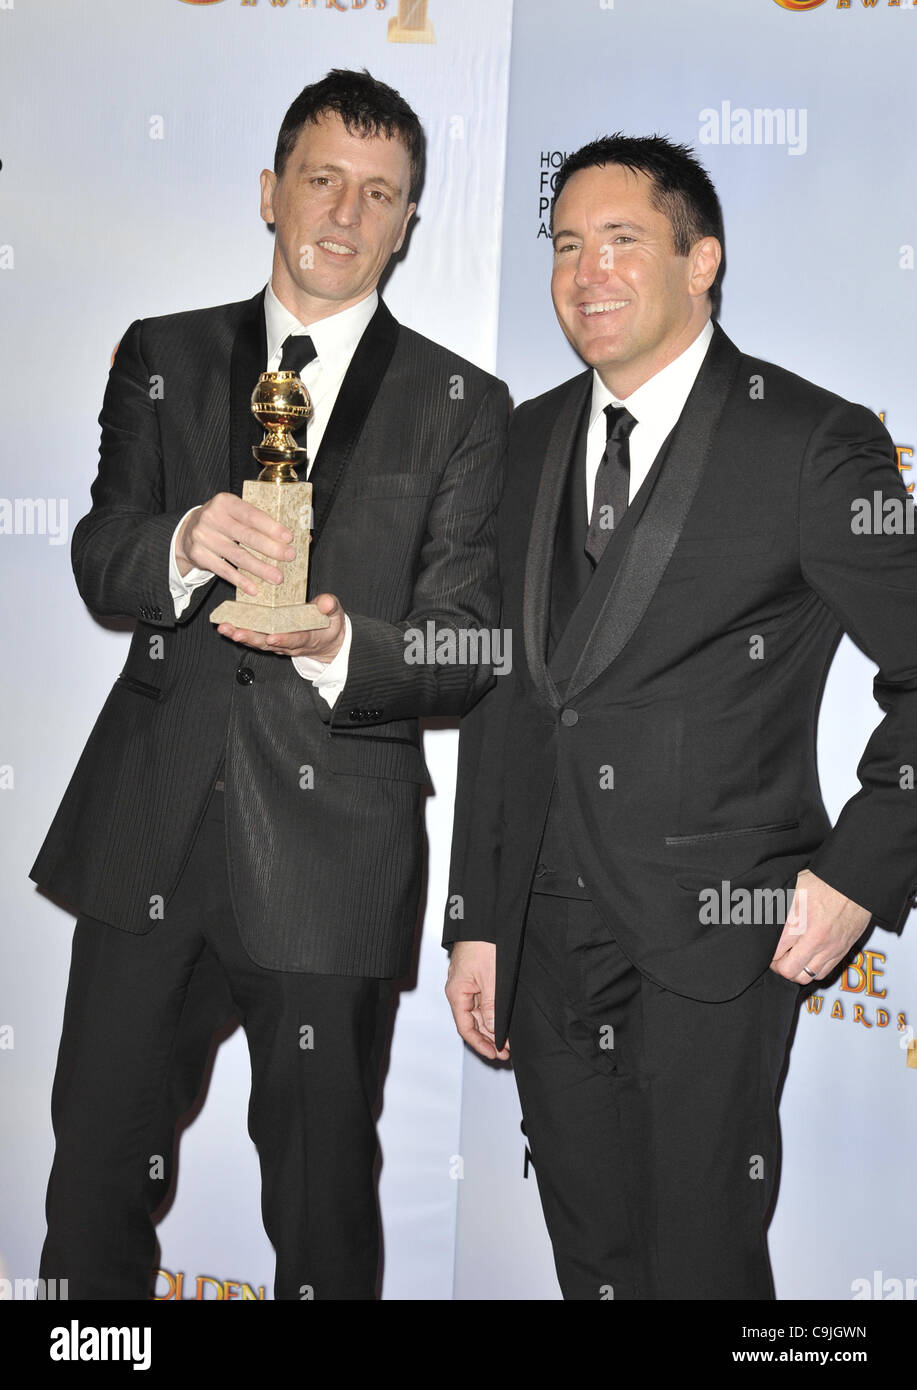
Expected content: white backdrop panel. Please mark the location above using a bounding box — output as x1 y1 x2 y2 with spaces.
454 0 917 1302
0 0 513 1301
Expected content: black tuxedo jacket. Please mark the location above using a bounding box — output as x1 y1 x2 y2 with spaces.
445 323 917 1045
32 290 509 977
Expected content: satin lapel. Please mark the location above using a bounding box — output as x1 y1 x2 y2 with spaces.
521 372 592 711
563 325 742 702
229 289 268 498
309 298 399 546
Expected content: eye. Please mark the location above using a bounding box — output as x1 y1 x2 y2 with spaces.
554 241 579 255
614 235 635 244
366 188 389 203
310 176 332 187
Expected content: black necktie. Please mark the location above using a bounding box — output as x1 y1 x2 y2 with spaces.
278 333 317 376
585 404 637 566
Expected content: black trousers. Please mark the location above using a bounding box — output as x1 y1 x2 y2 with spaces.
39 790 394 1300
510 893 800 1301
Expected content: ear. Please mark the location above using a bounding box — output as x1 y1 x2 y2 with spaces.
688 236 722 299
393 201 417 256
259 168 277 227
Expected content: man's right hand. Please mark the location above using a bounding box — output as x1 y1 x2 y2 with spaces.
175 493 296 596
445 940 509 1061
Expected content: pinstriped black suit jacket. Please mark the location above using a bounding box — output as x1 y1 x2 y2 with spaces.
32 289 509 977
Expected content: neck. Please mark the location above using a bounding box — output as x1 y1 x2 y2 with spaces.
270 269 374 328
599 312 711 399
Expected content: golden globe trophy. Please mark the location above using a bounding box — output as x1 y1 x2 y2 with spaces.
209 371 329 633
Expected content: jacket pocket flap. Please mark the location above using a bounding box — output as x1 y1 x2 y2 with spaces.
328 733 432 785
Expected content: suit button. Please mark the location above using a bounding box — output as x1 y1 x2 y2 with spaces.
139 607 149 619
534 864 548 878
560 708 578 727
236 666 255 686
152 607 162 621
350 709 363 720
576 876 586 889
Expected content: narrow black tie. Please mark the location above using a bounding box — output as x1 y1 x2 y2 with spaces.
585 404 637 566
278 333 317 376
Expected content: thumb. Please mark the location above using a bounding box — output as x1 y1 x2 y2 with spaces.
312 592 341 619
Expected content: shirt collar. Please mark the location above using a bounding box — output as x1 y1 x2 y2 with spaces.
589 318 715 433
264 282 378 374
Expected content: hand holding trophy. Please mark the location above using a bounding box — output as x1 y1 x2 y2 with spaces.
210 370 330 633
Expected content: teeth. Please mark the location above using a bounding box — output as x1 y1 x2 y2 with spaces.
319 240 356 255
582 300 628 316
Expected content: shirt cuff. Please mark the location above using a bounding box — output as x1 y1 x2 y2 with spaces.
292 615 352 707
170 508 214 617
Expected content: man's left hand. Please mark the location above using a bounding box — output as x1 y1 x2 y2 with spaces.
217 592 347 661
770 868 872 985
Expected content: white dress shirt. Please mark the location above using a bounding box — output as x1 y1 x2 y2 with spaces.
169 285 380 704
584 318 714 520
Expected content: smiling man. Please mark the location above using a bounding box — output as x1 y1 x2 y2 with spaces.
32 69 508 1300
445 134 917 1299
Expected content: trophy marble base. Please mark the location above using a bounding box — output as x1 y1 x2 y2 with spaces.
208 475 329 634
209 599 329 634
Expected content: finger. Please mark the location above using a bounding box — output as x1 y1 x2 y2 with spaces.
264 631 310 653
193 540 285 594
470 1007 497 1045
189 503 295 572
770 956 820 985
451 1002 499 1061
216 624 271 650
214 495 295 547
231 526 296 566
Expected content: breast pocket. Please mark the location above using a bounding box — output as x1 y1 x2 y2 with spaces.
673 534 775 560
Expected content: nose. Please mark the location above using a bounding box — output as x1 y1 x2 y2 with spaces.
330 181 361 228
574 241 611 289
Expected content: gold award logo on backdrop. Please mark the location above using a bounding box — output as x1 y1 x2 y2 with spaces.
774 0 908 8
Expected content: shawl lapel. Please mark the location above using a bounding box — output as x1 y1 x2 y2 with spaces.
228 289 268 498
308 298 399 545
522 372 592 711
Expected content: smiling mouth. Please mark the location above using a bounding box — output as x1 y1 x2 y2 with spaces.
581 300 629 317
317 239 357 256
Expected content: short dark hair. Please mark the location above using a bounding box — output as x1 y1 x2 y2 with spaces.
274 68 425 205
551 134 726 318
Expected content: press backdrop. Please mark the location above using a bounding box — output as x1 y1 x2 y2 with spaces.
1 0 914 1302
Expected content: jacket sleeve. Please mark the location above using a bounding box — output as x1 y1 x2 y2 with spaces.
802 401 917 924
325 378 510 724
71 320 213 629
440 624 517 948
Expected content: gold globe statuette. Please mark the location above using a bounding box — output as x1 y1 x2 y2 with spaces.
209 371 330 633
